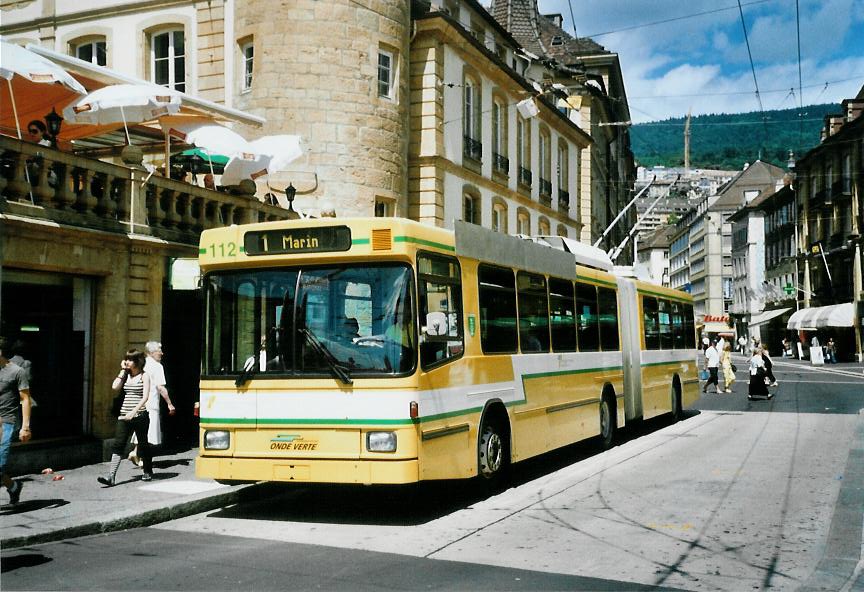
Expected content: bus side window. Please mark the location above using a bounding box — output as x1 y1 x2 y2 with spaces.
671 301 685 349
517 272 550 353
478 264 518 354
549 278 576 352
683 303 696 349
658 299 672 350
418 253 463 368
643 296 660 350
598 287 619 351
576 281 599 352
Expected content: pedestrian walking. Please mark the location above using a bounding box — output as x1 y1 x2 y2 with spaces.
703 339 722 394
721 343 736 393
748 347 773 400
825 338 837 364
129 341 176 465
98 349 154 486
762 347 778 386
0 336 32 504
738 335 748 355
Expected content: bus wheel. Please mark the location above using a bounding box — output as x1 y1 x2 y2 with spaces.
599 394 616 450
478 422 505 478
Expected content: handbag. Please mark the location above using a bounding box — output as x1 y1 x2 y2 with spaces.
731 364 737 372
699 369 709 381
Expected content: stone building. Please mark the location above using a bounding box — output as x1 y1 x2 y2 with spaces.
789 86 864 361
0 0 610 469
488 0 636 262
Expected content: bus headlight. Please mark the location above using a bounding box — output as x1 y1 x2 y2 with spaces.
366 431 397 452
204 430 230 450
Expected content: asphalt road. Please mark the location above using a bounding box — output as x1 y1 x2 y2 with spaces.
3 361 863 592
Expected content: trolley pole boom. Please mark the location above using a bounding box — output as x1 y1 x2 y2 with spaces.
608 175 680 262
593 175 655 249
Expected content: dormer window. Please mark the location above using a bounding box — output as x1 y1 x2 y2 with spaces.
551 36 564 47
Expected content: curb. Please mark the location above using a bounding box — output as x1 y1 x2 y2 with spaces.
1 481 276 550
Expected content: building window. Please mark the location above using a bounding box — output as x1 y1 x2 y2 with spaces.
463 75 481 160
539 128 551 197
73 38 106 66
464 191 480 224
842 153 851 193
492 200 507 233
151 28 185 91
378 49 395 99
557 141 569 207
492 97 508 174
517 209 530 235
241 41 254 91
538 217 550 235
517 115 531 187
374 198 394 217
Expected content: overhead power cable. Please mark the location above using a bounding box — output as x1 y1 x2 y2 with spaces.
736 0 767 141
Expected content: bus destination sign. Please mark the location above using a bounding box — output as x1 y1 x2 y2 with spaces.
244 226 352 255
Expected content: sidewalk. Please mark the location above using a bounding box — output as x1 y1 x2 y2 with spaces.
732 351 864 375
0 447 266 550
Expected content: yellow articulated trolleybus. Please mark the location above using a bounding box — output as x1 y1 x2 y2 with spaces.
196 218 699 485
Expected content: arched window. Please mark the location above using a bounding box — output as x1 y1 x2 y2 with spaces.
516 208 530 235
463 187 481 224
538 217 550 236
557 224 568 238
149 27 186 91
491 198 508 233
71 36 107 66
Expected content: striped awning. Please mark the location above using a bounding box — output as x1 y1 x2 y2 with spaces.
749 307 792 327
786 303 856 330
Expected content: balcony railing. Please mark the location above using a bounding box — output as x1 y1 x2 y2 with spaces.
558 188 569 210
463 136 482 162
493 152 509 175
518 166 532 187
0 136 292 246
539 177 552 197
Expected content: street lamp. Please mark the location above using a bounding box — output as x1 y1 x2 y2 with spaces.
285 183 299 219
44 107 63 149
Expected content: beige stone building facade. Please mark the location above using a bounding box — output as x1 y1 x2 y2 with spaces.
1 0 633 469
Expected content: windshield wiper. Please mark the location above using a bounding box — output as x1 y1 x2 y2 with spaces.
235 355 258 387
300 327 353 385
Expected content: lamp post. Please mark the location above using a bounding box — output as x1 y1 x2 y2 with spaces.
285 183 299 219
44 107 63 149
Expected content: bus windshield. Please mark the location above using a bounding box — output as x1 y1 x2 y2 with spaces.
204 264 416 379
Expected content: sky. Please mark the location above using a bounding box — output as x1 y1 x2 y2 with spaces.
534 0 864 123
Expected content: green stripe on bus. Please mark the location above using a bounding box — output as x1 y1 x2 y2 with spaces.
199 248 207 254
393 235 456 251
577 276 617 288
201 417 413 426
638 288 692 303
522 366 624 380
641 360 692 368
352 238 370 245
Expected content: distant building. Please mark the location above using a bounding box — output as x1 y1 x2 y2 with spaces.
670 160 786 337
791 86 864 361
636 224 676 286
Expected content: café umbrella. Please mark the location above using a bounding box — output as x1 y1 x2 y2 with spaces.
220 134 302 186
161 117 253 178
0 41 87 139
62 83 182 144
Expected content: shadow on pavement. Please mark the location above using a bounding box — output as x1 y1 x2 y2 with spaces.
0 498 69 515
0 553 53 573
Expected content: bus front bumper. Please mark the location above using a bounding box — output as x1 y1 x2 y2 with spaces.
196 455 420 485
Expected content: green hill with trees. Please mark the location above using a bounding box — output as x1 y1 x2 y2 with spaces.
630 103 839 170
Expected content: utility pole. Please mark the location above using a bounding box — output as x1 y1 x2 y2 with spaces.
684 109 691 173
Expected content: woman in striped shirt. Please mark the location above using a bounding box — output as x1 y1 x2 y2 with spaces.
98 349 153 486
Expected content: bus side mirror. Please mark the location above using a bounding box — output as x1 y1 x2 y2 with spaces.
424 312 447 336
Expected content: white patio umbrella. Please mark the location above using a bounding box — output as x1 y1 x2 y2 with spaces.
62 83 182 144
0 40 87 139
220 134 302 186
160 116 253 178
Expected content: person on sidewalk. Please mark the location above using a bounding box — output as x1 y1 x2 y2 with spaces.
0 336 32 504
721 343 736 393
762 347 778 387
703 339 722 394
825 337 837 364
748 347 773 400
128 341 176 466
99 349 153 486
738 335 748 355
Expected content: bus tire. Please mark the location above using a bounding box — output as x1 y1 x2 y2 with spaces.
599 391 616 450
671 378 683 422
478 419 507 479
